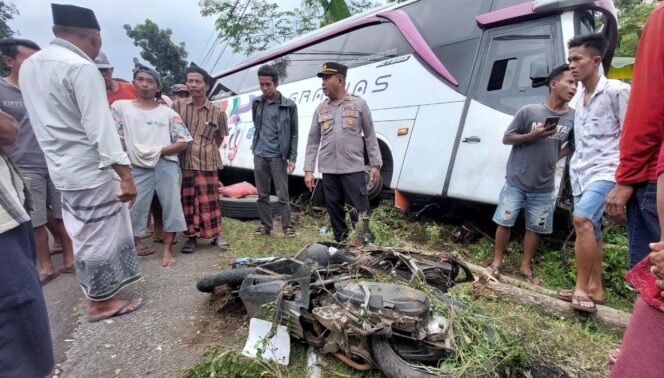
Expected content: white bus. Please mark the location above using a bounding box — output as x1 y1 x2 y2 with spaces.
209 0 618 206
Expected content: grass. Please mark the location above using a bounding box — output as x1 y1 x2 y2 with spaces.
184 200 626 377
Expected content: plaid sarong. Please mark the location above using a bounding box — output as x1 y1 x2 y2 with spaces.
181 169 221 238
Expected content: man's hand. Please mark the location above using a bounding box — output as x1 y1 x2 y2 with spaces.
117 176 137 208
287 161 296 174
0 110 19 147
605 184 634 224
304 171 315 192
529 123 557 140
370 166 380 186
112 164 137 208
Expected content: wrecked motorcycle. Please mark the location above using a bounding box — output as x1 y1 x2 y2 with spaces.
196 243 474 377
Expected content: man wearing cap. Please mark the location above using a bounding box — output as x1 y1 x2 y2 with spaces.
95 51 138 105
304 62 382 242
173 65 229 253
20 4 143 322
171 84 189 101
111 65 192 267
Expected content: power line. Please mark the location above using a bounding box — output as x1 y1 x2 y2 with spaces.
197 30 216 63
200 0 242 67
209 0 253 74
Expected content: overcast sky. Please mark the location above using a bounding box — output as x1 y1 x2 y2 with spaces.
9 0 305 80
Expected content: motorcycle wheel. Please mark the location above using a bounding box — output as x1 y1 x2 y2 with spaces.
370 335 450 378
196 268 254 293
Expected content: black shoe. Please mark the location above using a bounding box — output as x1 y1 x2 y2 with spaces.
181 238 196 254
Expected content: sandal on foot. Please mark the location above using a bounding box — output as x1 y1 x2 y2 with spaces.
570 295 597 313
39 271 60 286
557 289 574 302
284 227 297 237
153 238 178 245
87 298 144 323
518 271 540 285
136 245 156 256
181 238 196 254
212 237 230 250
59 266 75 274
486 264 500 277
254 226 271 236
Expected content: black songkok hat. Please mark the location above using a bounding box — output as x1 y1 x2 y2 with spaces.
51 4 100 30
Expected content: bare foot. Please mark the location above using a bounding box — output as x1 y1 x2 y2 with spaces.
161 250 176 266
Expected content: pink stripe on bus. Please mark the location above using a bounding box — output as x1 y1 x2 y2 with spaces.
377 9 459 87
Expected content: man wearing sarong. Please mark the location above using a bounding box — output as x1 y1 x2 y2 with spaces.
173 66 229 253
20 4 143 322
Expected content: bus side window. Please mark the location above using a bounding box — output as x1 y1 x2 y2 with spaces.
474 23 554 115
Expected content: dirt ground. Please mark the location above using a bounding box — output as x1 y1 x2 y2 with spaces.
43 239 244 378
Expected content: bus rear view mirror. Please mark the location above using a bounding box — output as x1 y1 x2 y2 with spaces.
530 60 549 88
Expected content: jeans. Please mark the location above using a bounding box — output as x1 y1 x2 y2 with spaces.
492 183 555 234
627 181 660 268
130 159 187 237
573 180 615 240
254 155 292 231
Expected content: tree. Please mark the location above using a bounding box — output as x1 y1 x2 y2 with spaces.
0 1 18 76
614 0 657 57
124 19 189 90
199 0 378 58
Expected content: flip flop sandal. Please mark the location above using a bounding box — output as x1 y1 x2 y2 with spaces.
254 226 271 236
59 266 75 274
40 271 60 286
87 298 144 323
557 289 605 304
486 264 501 278
136 246 156 257
589 296 606 305
284 228 298 237
518 272 540 285
153 238 178 245
570 295 597 313
557 289 574 302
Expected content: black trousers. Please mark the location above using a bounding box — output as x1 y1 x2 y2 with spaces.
322 172 369 242
0 221 54 377
254 155 291 231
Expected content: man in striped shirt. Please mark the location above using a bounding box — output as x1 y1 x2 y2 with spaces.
173 66 229 253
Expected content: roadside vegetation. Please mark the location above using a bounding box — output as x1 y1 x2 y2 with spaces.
184 200 626 377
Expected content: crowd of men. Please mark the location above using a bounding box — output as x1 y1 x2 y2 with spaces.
0 3 381 376
2 1 664 377
488 3 664 375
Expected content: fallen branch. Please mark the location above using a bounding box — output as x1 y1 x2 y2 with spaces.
357 246 632 332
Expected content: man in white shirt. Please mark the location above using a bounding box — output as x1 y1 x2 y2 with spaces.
556 33 630 313
20 4 143 322
111 65 192 267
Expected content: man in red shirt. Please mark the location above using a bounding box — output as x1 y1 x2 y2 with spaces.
605 1 664 269
95 51 138 105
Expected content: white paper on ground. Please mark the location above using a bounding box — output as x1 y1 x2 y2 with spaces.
242 317 291 365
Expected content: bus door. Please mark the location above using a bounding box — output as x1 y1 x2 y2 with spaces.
446 18 563 204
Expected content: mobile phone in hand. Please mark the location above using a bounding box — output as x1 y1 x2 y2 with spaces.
543 116 560 131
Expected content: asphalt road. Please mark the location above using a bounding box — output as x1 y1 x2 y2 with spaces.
43 241 232 377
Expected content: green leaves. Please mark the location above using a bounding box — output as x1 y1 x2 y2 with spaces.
124 19 189 89
198 0 378 58
615 0 657 57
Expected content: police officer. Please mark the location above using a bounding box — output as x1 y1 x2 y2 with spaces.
303 62 382 242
